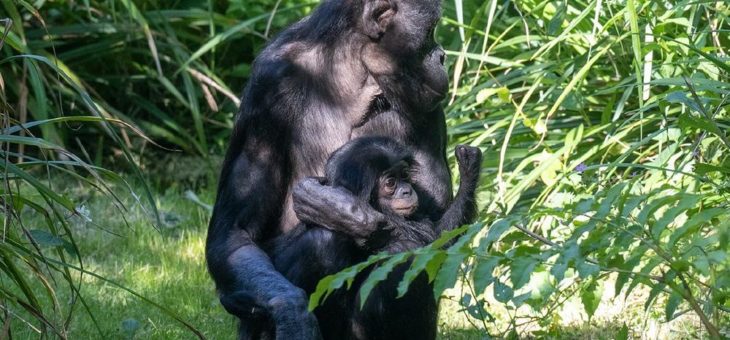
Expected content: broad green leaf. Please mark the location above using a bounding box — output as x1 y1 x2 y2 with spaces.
433 252 468 299
550 260 568 283
478 219 512 249
576 260 600 279
580 280 602 318
473 256 500 294
510 257 537 290
493 279 514 303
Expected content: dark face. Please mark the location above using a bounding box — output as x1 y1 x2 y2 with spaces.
411 46 448 110
376 162 419 217
360 0 448 108
378 0 441 57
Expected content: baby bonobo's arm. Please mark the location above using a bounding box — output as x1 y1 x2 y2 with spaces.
380 218 438 253
437 145 482 233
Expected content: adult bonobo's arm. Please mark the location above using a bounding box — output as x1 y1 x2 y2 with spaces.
293 178 390 248
206 125 320 339
437 145 483 232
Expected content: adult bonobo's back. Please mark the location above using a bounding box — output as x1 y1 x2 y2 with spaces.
206 0 450 338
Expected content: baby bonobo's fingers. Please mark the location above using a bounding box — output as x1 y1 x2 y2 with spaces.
455 145 482 175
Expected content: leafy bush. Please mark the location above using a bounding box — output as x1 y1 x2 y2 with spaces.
0 3 199 335
2 0 729 337
315 0 730 337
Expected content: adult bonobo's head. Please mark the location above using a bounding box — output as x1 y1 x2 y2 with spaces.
356 0 449 111
358 0 441 54
325 137 420 217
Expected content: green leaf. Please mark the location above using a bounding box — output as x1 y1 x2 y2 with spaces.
433 252 468 300
359 253 410 308
424 252 448 282
597 183 627 219
478 219 512 249
309 254 386 310
510 257 537 290
27 230 64 248
637 195 677 226
397 250 443 298
669 208 727 248
667 92 704 114
644 282 666 311
493 279 514 303
665 292 682 322
616 324 629 340
580 280 602 318
620 194 646 218
576 260 600 279
651 194 699 239
0 159 75 210
309 275 336 311
695 163 730 175
473 256 500 294
550 260 568 283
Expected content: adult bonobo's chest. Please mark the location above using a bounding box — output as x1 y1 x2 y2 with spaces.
279 110 450 233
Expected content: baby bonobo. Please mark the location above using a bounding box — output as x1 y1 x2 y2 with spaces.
263 137 482 340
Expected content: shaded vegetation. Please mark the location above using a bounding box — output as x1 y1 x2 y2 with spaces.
1 0 729 338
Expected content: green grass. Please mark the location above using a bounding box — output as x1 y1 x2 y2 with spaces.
7 178 702 339
2 0 729 338
9 184 231 339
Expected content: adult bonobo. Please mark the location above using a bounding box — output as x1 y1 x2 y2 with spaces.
206 0 451 338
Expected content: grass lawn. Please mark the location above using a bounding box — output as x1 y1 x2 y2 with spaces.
8 181 702 339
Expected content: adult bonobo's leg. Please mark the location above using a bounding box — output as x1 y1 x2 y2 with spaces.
206 127 321 339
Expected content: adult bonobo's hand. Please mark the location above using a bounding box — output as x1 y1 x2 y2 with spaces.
293 177 391 249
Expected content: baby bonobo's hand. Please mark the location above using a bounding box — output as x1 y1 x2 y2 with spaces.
455 145 482 180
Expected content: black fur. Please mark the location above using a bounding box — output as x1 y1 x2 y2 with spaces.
206 0 453 339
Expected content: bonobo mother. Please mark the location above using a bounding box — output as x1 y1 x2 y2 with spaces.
206 0 451 338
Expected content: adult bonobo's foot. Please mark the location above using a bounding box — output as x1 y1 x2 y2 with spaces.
455 145 482 179
221 290 321 340
268 290 322 340
220 291 270 320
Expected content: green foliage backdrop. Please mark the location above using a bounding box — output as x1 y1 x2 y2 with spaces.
1 0 729 338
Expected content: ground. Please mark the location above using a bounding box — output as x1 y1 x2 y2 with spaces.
9 182 708 339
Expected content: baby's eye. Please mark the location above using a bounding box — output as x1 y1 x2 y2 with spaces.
385 177 396 188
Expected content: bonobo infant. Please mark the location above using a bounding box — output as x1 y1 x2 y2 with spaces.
264 137 482 340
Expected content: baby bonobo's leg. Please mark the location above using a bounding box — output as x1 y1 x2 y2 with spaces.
270 227 364 294
437 145 482 233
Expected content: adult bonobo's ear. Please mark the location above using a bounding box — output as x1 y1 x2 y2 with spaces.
362 0 395 40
